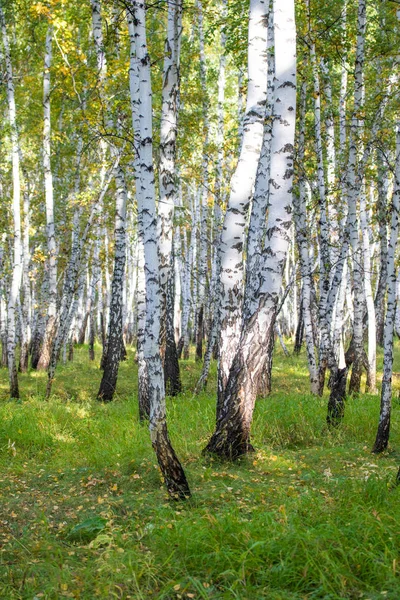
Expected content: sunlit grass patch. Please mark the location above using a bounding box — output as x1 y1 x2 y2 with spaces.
0 343 400 599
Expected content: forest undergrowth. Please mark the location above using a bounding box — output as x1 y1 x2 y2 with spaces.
1 343 400 600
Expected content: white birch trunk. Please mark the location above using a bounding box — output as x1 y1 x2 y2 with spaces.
294 82 319 394
206 0 296 458
0 3 22 397
360 184 377 392
128 0 190 498
217 0 268 403
373 124 400 453
158 0 182 394
346 0 366 395
38 27 57 371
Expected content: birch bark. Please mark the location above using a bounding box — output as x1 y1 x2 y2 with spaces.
97 166 127 401
373 124 400 453
346 0 366 396
195 1 226 392
205 0 296 458
90 0 128 400
0 3 22 398
294 82 319 394
128 0 190 497
19 173 31 372
195 0 209 363
375 150 389 346
158 0 182 394
46 165 115 397
38 27 57 371
217 0 268 405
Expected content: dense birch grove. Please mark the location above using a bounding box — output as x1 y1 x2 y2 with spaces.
0 0 400 497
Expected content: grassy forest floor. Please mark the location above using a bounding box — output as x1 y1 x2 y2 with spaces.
1 343 400 600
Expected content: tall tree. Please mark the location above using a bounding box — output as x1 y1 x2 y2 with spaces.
216 0 268 407
158 0 183 396
373 124 400 453
37 27 57 371
127 0 190 498
0 2 22 398
205 0 296 458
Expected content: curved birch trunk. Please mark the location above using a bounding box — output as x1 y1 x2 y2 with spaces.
205 0 296 458
217 0 268 404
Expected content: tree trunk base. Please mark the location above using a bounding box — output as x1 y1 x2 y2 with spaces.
327 367 347 427
203 431 255 461
152 423 191 500
372 415 390 453
9 365 19 399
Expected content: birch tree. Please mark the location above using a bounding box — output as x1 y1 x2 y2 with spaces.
0 2 22 398
205 0 296 458
127 0 190 498
158 0 183 395
37 27 57 371
216 0 268 406
373 125 400 453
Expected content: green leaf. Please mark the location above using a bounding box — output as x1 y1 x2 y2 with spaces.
66 516 107 543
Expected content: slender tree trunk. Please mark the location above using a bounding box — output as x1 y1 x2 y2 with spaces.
128 0 190 498
294 82 319 394
195 0 226 391
1 3 22 398
374 149 389 346
360 185 377 393
0 274 7 368
45 166 115 397
194 0 209 364
97 166 127 401
373 124 400 453
164 252 181 395
158 0 182 394
38 27 57 371
347 0 367 396
19 182 31 372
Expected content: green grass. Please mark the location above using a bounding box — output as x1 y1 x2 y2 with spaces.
1 343 400 599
